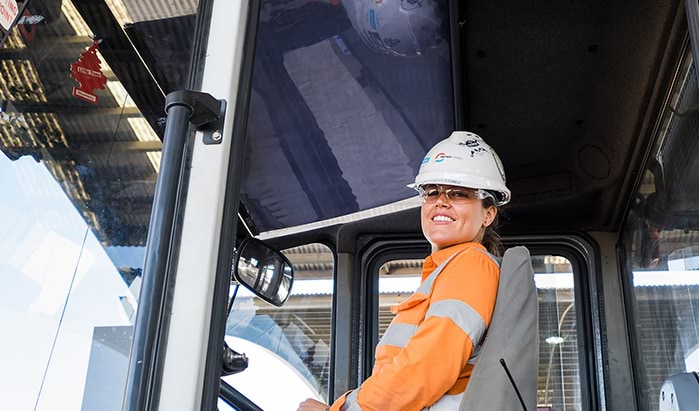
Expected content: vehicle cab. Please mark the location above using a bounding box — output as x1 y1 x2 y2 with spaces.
1 1 699 410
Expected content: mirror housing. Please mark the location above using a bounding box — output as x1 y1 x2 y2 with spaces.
233 238 294 306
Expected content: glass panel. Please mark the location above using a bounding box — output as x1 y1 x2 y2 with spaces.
378 254 581 410
218 398 237 411
241 0 454 233
224 243 334 410
533 256 581 411
622 59 699 410
0 1 198 410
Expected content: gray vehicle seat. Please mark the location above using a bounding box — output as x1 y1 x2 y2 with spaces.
460 246 539 410
659 372 699 411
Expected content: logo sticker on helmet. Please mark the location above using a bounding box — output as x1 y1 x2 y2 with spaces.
368 9 377 30
433 152 463 163
422 156 430 164
465 139 480 147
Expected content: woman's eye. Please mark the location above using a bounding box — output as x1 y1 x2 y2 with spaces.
425 190 440 197
450 190 469 199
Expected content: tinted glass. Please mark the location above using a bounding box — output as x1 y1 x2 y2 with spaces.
622 59 699 410
0 1 198 409
240 0 454 233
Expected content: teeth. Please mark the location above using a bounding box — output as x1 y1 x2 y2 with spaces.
433 215 454 222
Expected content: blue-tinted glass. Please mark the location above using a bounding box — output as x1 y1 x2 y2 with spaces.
241 0 454 232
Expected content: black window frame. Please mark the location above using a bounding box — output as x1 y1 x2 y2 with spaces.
357 234 604 411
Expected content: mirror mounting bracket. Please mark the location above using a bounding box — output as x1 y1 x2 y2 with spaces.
165 90 227 145
221 342 249 376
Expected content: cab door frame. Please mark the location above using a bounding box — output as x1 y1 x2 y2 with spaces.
349 233 613 410
123 0 259 409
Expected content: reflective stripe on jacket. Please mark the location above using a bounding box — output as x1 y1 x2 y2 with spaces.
331 242 500 411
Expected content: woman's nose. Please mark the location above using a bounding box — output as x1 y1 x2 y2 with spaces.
434 192 450 206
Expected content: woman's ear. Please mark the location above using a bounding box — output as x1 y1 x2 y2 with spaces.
483 206 497 227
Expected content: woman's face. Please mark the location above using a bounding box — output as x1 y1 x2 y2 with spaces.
420 185 497 252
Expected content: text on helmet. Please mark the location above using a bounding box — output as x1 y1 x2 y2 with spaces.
433 152 464 163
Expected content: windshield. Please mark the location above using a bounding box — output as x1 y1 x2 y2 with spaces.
238 0 454 234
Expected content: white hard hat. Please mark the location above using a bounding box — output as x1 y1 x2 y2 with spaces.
341 0 444 57
410 131 511 205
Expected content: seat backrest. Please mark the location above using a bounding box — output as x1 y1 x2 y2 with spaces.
460 246 539 411
659 372 699 411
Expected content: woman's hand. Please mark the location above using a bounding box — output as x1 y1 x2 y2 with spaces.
297 398 330 411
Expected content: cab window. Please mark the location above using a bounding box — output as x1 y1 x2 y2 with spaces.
378 253 583 410
622 60 699 410
224 243 334 409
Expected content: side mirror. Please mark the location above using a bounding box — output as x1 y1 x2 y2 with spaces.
233 238 293 306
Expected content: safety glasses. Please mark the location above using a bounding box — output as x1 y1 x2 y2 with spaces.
418 184 494 204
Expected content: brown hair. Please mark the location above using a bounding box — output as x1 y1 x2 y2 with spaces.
481 196 503 257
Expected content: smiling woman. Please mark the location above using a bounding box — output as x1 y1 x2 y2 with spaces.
298 131 523 411
415 132 509 255
420 184 497 252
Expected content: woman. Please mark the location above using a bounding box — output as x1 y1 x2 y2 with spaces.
299 131 511 410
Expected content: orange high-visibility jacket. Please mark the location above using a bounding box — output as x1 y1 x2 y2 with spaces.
331 242 500 411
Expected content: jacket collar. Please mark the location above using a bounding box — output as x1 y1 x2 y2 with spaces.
422 242 485 282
